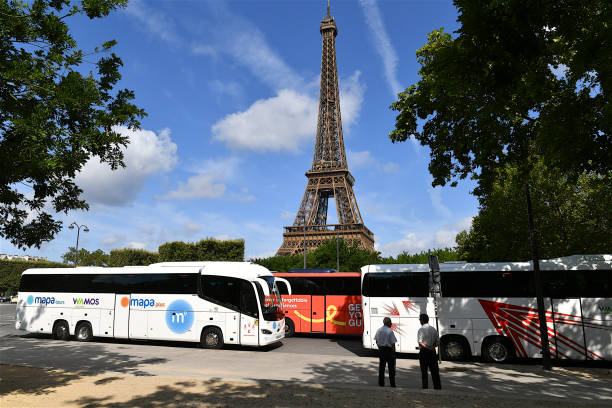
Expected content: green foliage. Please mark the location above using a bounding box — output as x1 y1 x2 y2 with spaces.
108 249 158 267
62 247 109 266
0 0 146 249
0 259 67 294
456 163 612 262
389 1 610 194
158 241 194 262
158 239 245 262
252 239 458 271
380 248 460 264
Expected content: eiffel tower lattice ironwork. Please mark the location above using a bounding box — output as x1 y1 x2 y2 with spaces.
277 5 374 256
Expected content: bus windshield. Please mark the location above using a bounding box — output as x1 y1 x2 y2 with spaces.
256 278 283 321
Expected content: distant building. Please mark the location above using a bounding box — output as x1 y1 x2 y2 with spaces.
0 254 48 262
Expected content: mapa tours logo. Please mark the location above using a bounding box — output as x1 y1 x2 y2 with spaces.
165 300 194 334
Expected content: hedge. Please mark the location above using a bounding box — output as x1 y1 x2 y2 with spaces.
108 249 159 267
0 259 68 294
158 239 244 262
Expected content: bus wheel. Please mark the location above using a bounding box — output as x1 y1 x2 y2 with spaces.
483 338 513 363
201 327 224 349
53 321 70 341
75 322 93 342
284 318 295 338
441 337 469 361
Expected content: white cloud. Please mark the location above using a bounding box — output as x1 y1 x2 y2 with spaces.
220 20 303 90
230 188 256 203
348 150 400 173
100 235 123 246
184 220 201 234
212 72 365 153
209 80 242 98
163 174 226 200
429 187 452 218
125 241 148 250
348 150 375 169
163 157 241 200
191 43 217 57
212 89 317 152
124 0 179 44
339 71 365 132
379 229 458 256
76 127 178 206
359 0 402 96
383 162 400 173
281 211 294 220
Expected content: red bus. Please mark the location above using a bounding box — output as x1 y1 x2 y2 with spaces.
273 269 363 337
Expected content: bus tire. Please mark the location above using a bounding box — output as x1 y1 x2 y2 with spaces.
75 322 93 342
482 337 514 363
441 336 470 361
201 327 224 349
53 320 70 341
284 317 295 338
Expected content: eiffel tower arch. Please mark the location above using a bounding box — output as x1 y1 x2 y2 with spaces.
277 4 375 256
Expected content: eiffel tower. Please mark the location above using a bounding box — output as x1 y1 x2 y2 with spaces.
277 3 375 256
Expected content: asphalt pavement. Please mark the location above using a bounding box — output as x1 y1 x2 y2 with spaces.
1 304 611 405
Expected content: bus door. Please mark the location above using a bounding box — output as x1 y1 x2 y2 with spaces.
311 296 325 332
114 294 130 338
551 298 586 359
239 281 259 346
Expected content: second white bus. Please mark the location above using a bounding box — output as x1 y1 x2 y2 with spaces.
361 254 611 362
15 261 285 348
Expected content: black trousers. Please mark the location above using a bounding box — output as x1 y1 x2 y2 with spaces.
419 349 441 389
378 347 396 386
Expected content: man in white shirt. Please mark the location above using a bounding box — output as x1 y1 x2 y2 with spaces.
374 317 397 387
417 313 441 389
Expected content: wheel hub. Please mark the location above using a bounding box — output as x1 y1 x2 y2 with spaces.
488 342 508 362
446 341 464 359
206 333 219 346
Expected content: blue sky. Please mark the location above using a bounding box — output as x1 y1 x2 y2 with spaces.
2 0 478 262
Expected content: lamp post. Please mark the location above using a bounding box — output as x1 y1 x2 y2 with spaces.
68 222 89 266
336 232 340 272
303 213 307 269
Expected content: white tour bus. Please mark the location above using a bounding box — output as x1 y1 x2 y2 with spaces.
361 254 611 362
15 262 285 348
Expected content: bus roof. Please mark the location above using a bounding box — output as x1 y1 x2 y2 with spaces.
361 254 612 274
21 261 273 280
273 271 361 278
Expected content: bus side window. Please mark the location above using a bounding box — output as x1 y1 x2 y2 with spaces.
276 281 289 295
240 281 259 318
201 276 240 311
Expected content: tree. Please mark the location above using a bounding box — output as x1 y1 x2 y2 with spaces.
456 163 612 262
388 0 612 370
389 1 610 193
1 0 146 249
62 247 109 266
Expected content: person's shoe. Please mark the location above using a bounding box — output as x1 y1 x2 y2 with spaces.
390 384 396 388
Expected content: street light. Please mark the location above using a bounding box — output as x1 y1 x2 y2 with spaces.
303 213 307 269
336 232 340 272
68 222 89 267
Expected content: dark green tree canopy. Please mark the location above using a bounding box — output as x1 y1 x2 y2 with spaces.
0 0 145 249
390 0 610 193
456 162 612 262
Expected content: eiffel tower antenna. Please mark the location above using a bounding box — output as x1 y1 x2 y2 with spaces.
277 5 375 257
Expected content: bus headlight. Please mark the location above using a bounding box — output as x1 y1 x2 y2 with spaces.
261 329 272 335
